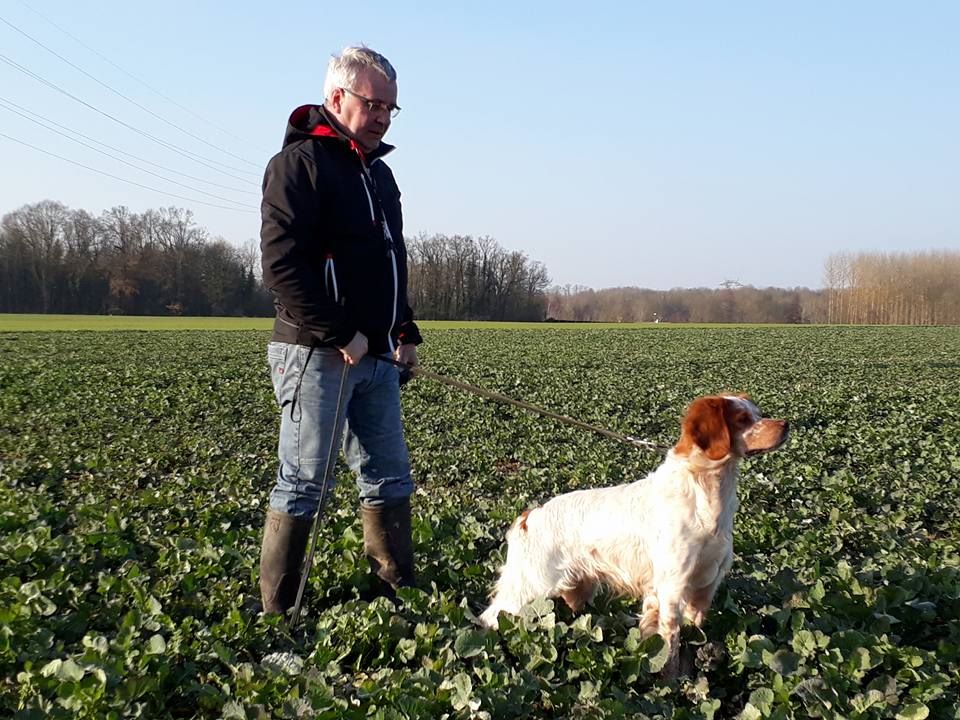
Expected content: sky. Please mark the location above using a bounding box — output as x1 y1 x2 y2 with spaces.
0 1 957 290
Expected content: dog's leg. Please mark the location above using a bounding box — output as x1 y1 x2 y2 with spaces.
656 588 684 679
638 592 660 638
683 582 718 628
684 552 730 627
478 600 504 628
560 578 597 612
479 582 553 628
479 541 564 629
479 571 531 628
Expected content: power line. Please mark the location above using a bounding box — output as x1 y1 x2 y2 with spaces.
0 100 253 208
0 53 260 183
0 130 258 214
16 0 269 153
0 94 259 196
0 13 262 169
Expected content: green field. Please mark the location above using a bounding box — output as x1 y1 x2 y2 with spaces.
0 314 807 332
2 326 959 718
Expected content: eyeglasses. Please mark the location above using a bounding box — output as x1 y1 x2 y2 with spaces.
340 87 401 118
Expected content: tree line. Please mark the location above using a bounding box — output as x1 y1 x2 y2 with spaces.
545 284 824 324
3 200 956 325
0 201 271 316
823 250 960 325
406 233 550 321
0 202 551 321
545 250 959 325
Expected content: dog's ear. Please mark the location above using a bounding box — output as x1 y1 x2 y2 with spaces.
676 397 731 460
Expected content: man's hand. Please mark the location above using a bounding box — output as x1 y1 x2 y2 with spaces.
339 332 368 365
395 344 418 385
395 343 418 368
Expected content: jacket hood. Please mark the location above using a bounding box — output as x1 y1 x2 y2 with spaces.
283 104 394 162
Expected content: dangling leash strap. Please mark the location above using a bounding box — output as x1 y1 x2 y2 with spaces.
289 359 350 628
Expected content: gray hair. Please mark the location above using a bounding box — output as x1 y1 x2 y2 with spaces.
323 45 397 101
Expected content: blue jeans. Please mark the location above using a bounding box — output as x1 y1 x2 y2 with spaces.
266 342 414 517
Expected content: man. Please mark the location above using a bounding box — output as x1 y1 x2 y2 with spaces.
258 45 422 614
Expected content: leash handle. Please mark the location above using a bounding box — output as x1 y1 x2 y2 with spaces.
289 358 350 628
374 354 669 453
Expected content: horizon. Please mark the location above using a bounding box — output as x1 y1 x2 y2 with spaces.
1 1 957 291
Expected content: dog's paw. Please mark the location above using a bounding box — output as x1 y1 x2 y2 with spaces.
477 606 500 630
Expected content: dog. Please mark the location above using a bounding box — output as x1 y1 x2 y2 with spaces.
478 395 789 673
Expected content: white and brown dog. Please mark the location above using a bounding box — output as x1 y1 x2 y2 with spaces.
478 395 789 670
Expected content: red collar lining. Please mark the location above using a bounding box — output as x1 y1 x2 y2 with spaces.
310 124 365 160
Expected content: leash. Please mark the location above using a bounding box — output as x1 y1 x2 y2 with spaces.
287 351 664 628
289 359 350 628
375 354 670 453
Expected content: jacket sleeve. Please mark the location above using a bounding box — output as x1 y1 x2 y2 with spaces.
260 147 356 347
396 257 423 346
397 313 422 346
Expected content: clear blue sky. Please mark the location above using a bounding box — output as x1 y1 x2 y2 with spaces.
1 1 957 290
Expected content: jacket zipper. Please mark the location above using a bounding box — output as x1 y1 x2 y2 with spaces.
384 227 399 354
324 255 339 302
359 172 376 225
360 170 400 352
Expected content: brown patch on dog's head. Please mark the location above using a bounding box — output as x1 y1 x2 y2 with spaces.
674 395 766 460
675 396 732 460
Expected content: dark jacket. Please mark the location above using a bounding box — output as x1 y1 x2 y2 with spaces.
260 104 422 354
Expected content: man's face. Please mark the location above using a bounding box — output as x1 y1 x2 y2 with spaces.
329 68 398 153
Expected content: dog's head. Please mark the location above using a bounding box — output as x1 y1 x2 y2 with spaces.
674 395 789 462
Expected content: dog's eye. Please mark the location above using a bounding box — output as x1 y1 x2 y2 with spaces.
735 412 753 427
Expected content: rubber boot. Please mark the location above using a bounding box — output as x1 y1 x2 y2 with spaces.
360 498 415 595
259 509 313 615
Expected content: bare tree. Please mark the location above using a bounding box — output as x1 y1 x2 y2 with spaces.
1 200 68 312
822 250 960 325
406 233 550 321
0 200 275 317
